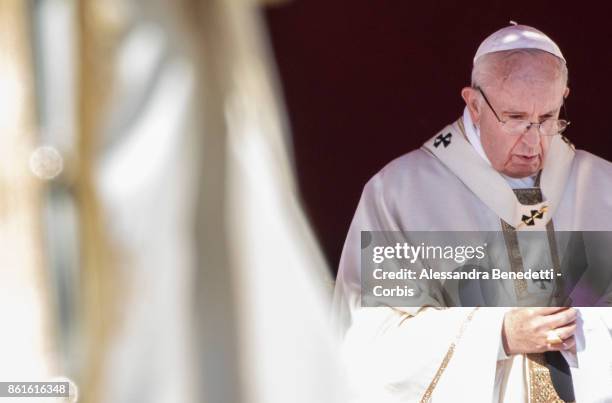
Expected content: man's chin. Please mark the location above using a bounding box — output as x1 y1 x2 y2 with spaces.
503 157 542 178
503 167 540 178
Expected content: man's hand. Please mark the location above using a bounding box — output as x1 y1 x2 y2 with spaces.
502 307 577 355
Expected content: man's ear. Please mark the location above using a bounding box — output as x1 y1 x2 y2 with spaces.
461 87 481 125
563 87 570 99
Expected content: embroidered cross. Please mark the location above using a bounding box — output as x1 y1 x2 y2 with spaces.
521 206 548 226
434 132 452 148
533 278 551 290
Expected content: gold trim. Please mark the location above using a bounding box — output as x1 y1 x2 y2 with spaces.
527 353 570 403
456 117 469 141
395 306 439 326
76 2 123 401
501 187 548 298
419 308 479 403
502 187 571 401
501 220 529 298
545 220 567 306
515 188 544 205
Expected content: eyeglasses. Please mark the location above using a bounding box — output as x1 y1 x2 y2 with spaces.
475 86 570 136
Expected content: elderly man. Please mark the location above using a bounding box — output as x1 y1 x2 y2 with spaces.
333 24 612 402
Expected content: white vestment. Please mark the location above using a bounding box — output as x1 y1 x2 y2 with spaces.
333 116 612 402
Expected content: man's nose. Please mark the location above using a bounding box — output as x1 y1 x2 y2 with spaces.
521 125 541 147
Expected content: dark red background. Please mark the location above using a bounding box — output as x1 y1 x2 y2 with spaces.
264 1 612 274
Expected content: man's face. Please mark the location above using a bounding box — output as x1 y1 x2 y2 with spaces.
467 56 568 178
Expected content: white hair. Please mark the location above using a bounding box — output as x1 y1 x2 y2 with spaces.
471 48 568 89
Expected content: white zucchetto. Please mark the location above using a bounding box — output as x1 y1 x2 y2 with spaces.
474 22 565 64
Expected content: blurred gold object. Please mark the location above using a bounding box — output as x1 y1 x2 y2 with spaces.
546 330 563 345
0 0 57 378
75 1 123 401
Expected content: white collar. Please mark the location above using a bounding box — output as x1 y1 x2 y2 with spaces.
423 121 575 229
462 106 536 189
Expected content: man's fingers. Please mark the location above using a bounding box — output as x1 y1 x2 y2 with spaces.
548 335 576 352
533 306 570 315
543 307 578 329
563 336 576 351
553 321 577 340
